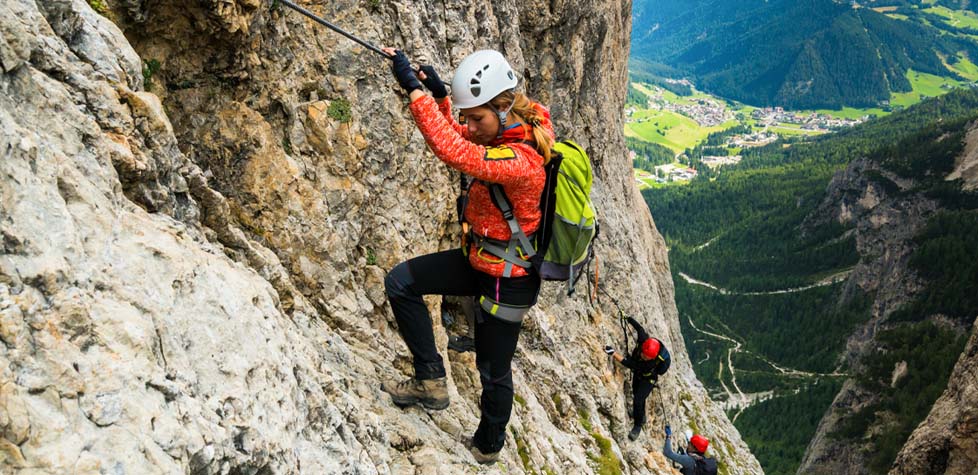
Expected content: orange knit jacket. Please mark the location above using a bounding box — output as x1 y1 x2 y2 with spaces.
409 95 553 277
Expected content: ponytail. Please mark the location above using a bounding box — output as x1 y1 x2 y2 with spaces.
490 91 555 164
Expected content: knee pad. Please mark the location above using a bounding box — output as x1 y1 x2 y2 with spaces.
478 365 513 389
385 261 414 300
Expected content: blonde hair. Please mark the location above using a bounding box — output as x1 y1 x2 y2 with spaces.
490 91 555 164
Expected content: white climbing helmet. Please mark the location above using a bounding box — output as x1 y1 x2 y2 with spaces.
451 50 518 109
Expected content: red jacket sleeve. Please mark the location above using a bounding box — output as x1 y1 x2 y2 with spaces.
435 97 470 139
410 95 540 186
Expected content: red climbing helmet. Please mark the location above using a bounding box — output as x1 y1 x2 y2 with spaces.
641 338 661 359
690 434 709 454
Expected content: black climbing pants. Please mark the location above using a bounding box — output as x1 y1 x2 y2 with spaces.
631 376 656 427
385 248 540 453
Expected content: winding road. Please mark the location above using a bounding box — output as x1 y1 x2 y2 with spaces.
685 311 847 421
679 269 853 296
678 249 855 418
686 314 750 420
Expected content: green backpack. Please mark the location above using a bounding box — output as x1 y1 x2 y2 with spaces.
484 140 598 294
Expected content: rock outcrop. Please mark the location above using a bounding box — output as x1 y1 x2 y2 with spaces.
947 124 978 191
797 122 978 475
796 155 934 475
889 317 978 475
0 0 761 473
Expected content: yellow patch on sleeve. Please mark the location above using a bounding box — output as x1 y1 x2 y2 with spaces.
484 146 517 161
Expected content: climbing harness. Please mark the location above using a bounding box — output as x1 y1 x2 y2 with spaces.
595 284 674 427
481 184 538 278
478 295 531 324
276 0 391 59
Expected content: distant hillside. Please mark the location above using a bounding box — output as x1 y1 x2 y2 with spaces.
632 0 978 109
935 0 978 14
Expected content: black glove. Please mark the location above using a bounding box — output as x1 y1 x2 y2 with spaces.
390 50 421 93
604 345 615 355
418 65 447 99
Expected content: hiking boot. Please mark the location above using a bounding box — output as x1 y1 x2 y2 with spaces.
470 443 500 464
628 425 642 441
448 334 475 353
382 377 449 410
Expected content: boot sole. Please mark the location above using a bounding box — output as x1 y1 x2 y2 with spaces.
390 395 449 410
423 398 449 410
473 454 500 464
470 446 500 464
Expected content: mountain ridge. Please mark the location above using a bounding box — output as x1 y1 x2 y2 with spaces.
797 112 978 475
632 0 978 109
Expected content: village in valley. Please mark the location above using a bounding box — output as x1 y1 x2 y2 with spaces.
625 80 872 188
749 107 866 131
626 79 734 128
634 163 699 186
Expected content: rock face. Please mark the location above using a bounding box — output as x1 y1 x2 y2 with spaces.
797 124 978 475
808 156 936 333
796 156 935 475
0 0 761 474
889 317 978 475
947 125 978 191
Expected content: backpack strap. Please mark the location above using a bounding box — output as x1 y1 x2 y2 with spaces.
479 184 537 277
472 140 552 278
489 185 537 259
533 150 562 266
457 174 474 225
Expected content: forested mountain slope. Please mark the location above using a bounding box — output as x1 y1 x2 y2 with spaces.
632 0 978 108
643 89 978 474
797 98 978 475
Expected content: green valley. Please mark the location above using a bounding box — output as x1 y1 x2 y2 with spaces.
625 82 740 153
626 67 971 190
642 89 978 474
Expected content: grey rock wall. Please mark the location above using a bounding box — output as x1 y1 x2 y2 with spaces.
797 154 939 475
0 0 761 473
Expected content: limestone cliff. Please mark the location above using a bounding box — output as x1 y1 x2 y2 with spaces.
0 0 761 473
797 121 978 475
886 125 978 475
796 155 937 475
889 318 978 475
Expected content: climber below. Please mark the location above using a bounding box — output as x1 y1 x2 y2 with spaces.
663 425 718 475
604 316 671 440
